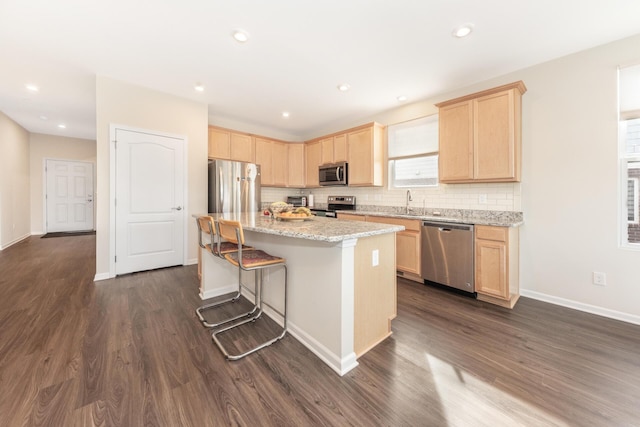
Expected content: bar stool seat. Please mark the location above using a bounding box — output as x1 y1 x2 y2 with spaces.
212 218 288 361
194 216 256 328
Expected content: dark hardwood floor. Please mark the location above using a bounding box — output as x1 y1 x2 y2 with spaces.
1 235 639 426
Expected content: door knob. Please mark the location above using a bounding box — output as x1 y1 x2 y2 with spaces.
172 206 182 211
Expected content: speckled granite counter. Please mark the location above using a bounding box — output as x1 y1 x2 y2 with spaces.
339 208 523 227
206 212 405 242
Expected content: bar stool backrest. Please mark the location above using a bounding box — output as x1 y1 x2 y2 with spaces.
217 219 245 247
196 216 216 251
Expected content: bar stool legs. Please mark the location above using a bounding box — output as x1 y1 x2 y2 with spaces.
212 264 287 361
194 216 257 328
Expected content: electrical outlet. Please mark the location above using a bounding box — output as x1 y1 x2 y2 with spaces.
372 249 379 267
479 194 488 204
593 271 606 286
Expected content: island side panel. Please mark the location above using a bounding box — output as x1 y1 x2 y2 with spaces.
243 231 358 375
354 232 397 358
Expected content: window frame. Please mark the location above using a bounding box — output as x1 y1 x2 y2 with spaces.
618 114 640 248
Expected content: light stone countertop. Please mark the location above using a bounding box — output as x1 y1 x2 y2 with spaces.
200 212 404 243
337 208 524 227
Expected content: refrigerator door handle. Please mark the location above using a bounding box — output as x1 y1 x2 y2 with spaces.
219 168 224 210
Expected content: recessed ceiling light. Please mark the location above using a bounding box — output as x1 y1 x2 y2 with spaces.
452 24 474 38
25 84 39 92
39 115 48 120
282 112 290 118
397 95 408 102
194 84 205 92
337 84 351 92
232 29 249 43
57 123 66 129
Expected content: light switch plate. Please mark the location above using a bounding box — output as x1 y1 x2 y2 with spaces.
372 249 379 267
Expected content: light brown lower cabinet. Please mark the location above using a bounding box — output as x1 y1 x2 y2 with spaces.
475 225 520 308
339 213 422 283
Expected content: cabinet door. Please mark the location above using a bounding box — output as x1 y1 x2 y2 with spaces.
255 138 273 186
438 101 474 182
333 134 347 162
230 133 254 163
348 127 373 186
208 127 230 159
320 137 334 165
475 237 508 300
474 89 517 180
396 230 421 276
272 141 288 186
305 140 321 187
287 143 305 187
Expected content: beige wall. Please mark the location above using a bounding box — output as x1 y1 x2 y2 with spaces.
0 111 30 249
95 76 208 278
376 33 640 320
29 133 96 234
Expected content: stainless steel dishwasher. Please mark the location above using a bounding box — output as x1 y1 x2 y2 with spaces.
421 221 475 293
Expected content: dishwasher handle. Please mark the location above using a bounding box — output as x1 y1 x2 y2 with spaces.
422 221 473 232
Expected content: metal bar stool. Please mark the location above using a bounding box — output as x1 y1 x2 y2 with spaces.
194 216 257 328
212 218 288 361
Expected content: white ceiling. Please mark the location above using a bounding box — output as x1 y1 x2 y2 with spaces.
1 0 640 142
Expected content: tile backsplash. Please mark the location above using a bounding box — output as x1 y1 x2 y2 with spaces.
262 182 521 212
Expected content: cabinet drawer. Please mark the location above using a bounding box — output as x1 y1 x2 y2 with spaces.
476 225 508 242
366 216 421 232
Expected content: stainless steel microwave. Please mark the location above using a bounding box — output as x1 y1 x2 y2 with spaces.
319 162 348 186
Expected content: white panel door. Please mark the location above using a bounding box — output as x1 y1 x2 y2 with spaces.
45 160 94 232
115 128 185 275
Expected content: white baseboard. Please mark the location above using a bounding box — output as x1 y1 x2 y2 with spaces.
520 289 640 326
199 284 237 300
185 257 198 266
31 231 45 236
287 322 359 377
228 289 358 377
94 272 112 282
0 233 31 250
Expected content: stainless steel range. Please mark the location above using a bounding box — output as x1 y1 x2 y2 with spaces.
311 195 356 218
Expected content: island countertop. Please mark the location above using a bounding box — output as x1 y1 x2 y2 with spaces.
200 212 404 243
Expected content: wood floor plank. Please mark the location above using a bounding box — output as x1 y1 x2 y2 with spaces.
1 236 640 426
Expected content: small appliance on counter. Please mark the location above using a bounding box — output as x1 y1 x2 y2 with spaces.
310 195 356 218
286 196 307 207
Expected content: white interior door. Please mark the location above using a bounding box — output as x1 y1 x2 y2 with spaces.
115 128 185 275
45 159 94 232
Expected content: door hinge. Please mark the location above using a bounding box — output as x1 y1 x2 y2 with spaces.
114 255 117 262
114 198 117 207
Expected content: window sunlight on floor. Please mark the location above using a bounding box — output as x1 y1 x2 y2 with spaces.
425 354 568 426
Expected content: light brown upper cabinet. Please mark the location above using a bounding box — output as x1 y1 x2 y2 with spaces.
256 137 288 187
287 143 306 187
436 81 526 183
320 134 348 165
208 126 255 163
305 140 322 187
347 123 385 186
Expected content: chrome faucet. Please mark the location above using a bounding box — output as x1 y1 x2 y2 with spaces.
406 189 413 214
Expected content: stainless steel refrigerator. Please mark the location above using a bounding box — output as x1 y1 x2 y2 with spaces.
208 159 261 213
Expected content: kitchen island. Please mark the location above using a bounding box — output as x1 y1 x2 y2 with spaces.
198 212 404 375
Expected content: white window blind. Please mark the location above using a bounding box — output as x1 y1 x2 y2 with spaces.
388 115 439 157
388 114 439 188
